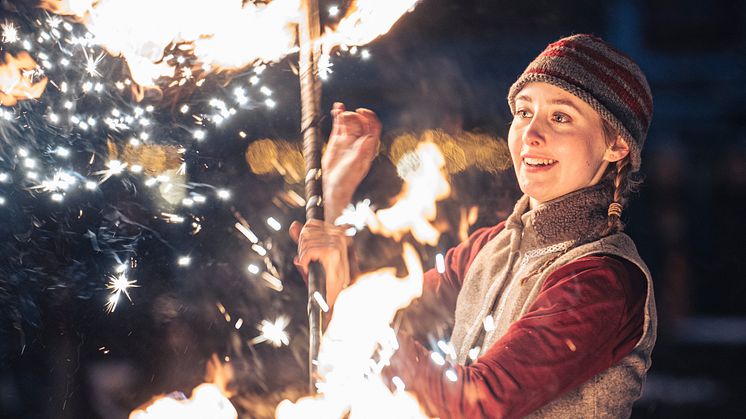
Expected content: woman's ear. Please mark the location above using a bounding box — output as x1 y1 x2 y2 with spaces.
604 136 630 163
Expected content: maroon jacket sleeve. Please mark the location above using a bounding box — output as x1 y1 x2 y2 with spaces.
422 222 507 297
387 255 646 419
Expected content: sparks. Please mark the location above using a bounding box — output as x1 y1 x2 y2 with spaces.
1 21 19 44
31 170 77 193
83 50 106 78
46 15 63 29
266 217 281 231
250 316 290 348
318 54 333 80
104 272 139 313
435 253 445 273
94 159 127 183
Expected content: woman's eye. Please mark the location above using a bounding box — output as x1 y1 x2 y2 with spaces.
515 109 531 119
552 113 570 123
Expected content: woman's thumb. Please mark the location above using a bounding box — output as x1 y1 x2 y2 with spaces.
289 220 302 244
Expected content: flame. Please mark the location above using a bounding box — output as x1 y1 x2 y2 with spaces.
458 206 479 242
276 244 431 419
129 355 237 419
368 142 450 246
276 143 450 419
40 0 419 88
0 51 48 106
321 0 420 54
40 0 300 86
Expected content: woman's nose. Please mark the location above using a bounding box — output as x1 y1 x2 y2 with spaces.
522 117 546 146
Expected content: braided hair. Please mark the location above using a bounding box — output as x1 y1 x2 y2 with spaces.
602 120 642 236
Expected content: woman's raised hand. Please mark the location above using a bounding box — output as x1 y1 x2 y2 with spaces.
322 102 381 222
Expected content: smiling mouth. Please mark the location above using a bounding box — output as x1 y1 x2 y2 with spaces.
523 157 558 167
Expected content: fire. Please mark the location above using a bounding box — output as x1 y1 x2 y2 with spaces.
40 0 300 86
40 0 419 88
321 0 420 54
369 141 451 246
129 355 237 419
276 143 450 418
276 244 430 419
0 51 48 106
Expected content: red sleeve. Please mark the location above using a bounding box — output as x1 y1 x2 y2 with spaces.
386 255 646 419
423 222 506 296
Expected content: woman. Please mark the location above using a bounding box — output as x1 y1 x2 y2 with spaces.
292 34 656 418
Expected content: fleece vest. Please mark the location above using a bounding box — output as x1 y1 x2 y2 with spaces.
450 184 657 418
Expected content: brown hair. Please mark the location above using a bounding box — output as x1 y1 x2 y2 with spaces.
602 120 642 235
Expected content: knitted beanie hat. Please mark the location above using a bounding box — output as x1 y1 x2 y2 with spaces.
507 34 653 171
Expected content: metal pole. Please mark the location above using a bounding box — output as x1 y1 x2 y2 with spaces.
298 0 325 393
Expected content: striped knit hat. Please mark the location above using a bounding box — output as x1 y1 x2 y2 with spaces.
508 34 653 171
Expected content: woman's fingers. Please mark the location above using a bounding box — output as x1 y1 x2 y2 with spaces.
356 108 382 139
297 234 348 266
293 218 352 308
295 220 349 269
331 102 345 137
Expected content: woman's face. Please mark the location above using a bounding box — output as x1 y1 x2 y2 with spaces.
508 82 624 205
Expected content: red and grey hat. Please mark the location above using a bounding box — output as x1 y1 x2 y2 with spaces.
508 34 653 172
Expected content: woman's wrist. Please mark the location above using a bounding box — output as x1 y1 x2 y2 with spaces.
323 189 352 223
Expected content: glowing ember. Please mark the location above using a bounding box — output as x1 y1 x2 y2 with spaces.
0 51 48 106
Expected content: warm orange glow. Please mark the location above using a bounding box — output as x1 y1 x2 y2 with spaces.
40 0 300 87
459 206 480 242
276 244 431 418
38 0 97 18
245 138 304 184
129 355 237 419
370 142 451 246
0 51 48 106
276 144 449 419
389 130 513 176
321 0 419 54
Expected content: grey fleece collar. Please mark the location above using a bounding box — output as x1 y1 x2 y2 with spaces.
506 181 614 251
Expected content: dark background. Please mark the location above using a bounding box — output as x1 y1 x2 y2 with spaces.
1 0 745 417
